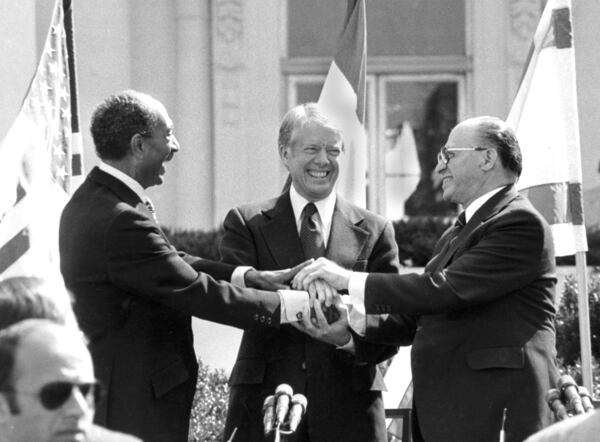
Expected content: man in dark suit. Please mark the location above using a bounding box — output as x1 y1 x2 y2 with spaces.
59 90 310 442
292 116 559 442
221 103 414 442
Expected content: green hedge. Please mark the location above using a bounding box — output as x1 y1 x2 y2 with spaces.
164 221 600 267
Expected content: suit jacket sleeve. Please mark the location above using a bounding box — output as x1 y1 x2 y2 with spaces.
105 208 281 330
179 250 237 282
364 206 555 315
354 220 416 360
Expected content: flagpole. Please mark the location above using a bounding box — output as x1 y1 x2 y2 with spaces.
575 251 593 392
62 0 84 192
62 0 78 132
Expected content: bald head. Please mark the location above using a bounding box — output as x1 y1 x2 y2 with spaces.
458 116 522 177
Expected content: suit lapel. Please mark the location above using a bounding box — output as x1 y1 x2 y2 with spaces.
89 167 164 232
326 198 369 269
436 185 519 269
259 193 306 268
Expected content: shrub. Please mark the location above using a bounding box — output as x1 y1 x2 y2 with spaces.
554 267 600 396
163 226 224 261
392 217 452 266
188 360 230 442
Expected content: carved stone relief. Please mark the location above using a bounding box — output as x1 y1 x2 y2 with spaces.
507 0 543 99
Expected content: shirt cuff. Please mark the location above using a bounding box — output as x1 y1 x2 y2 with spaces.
348 272 368 313
231 266 253 287
347 272 368 335
277 290 309 324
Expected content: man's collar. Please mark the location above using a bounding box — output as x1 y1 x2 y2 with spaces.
464 186 506 222
289 185 336 228
98 162 147 203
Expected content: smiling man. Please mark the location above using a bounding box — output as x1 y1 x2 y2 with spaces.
220 103 413 442
59 91 312 442
292 116 559 442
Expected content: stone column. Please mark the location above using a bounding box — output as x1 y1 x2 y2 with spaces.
211 0 285 224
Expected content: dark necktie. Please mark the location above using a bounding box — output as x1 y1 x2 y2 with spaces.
299 203 339 323
300 203 325 259
427 211 466 271
449 211 466 245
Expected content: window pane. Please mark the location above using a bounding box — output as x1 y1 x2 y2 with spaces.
384 80 458 218
288 0 465 57
296 82 324 104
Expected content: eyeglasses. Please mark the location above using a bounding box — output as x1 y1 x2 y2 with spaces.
437 146 488 165
3 381 103 410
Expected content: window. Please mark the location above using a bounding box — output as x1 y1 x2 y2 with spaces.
285 0 469 218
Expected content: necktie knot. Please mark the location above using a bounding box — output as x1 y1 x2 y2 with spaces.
302 202 318 223
455 211 466 228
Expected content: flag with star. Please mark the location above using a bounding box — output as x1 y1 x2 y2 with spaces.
318 0 367 208
0 0 83 279
507 0 586 257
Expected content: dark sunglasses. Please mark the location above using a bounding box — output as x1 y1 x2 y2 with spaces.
4 381 103 410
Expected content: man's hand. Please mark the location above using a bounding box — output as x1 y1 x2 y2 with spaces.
245 259 313 290
546 375 596 421
291 257 352 292
291 298 351 347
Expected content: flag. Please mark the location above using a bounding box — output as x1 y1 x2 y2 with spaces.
318 0 368 208
0 0 82 280
507 0 587 257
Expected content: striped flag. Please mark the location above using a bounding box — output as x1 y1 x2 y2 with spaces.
318 0 367 208
507 0 587 257
0 0 83 279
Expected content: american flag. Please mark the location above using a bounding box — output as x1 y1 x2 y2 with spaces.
0 0 82 279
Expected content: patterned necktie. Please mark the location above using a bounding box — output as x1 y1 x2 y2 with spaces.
300 202 325 260
144 198 158 223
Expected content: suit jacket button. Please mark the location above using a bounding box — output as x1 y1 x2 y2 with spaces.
260 316 265 323
301 362 306 370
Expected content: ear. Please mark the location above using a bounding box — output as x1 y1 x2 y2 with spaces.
130 133 146 159
481 148 497 171
279 144 291 168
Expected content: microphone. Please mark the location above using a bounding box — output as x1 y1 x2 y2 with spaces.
578 386 596 413
558 375 585 415
275 384 293 426
287 394 308 432
262 395 276 435
546 388 569 420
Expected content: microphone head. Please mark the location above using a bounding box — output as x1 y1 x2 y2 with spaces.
262 395 275 412
275 384 293 398
291 394 308 412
